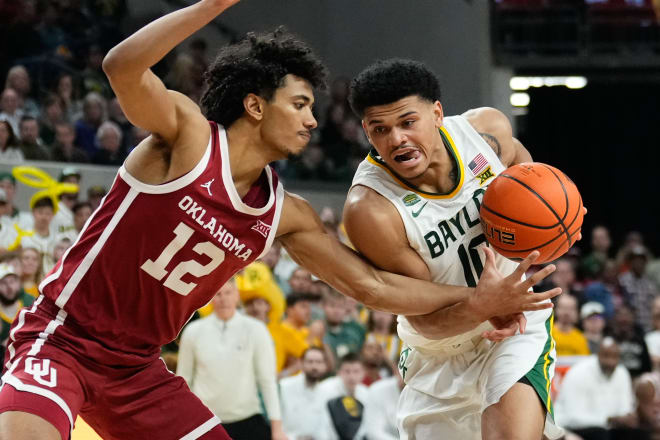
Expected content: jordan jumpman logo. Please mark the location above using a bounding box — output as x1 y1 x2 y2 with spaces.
201 179 214 196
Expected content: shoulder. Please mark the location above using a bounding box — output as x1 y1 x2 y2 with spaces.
462 107 512 134
279 373 302 389
242 313 269 332
182 316 209 335
344 185 401 233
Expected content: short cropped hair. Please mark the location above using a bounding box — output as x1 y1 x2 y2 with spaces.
349 58 441 118
200 27 327 128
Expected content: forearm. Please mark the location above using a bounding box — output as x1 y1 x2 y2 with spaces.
406 301 484 340
103 1 229 75
362 269 474 316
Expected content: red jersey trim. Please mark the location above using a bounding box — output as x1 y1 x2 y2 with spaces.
216 125 276 216
117 134 212 195
257 182 285 259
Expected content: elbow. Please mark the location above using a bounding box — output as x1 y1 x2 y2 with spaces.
102 50 120 78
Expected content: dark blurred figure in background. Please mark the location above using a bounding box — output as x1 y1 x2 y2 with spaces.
18 115 49 160
609 303 652 378
553 294 591 356
619 245 659 334
0 119 23 162
51 121 89 163
582 225 613 281
582 301 607 355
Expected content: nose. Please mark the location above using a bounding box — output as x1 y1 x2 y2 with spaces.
304 113 317 130
390 127 407 147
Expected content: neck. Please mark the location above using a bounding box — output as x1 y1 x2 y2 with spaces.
215 310 236 321
556 321 574 332
304 376 319 388
283 316 303 329
35 225 49 236
226 120 281 198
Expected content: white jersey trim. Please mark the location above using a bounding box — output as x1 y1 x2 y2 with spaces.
257 182 285 260
27 309 67 357
179 415 222 440
54 188 139 308
6 296 44 370
39 174 119 293
118 133 212 195
1 374 74 433
218 126 276 216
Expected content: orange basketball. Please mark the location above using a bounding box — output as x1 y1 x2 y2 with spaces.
480 162 584 264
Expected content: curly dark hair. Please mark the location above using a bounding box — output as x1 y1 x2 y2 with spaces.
349 58 441 118
201 27 328 128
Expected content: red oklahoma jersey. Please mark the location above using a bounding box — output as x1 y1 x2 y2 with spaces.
37 122 283 363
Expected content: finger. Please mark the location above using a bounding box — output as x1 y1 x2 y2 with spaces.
517 314 527 334
509 250 540 281
522 301 555 312
527 287 562 302
524 263 556 289
483 326 516 341
481 245 496 271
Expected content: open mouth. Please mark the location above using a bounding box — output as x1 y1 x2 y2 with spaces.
392 147 422 165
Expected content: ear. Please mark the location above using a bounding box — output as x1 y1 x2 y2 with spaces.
243 93 265 121
433 101 444 127
361 120 374 146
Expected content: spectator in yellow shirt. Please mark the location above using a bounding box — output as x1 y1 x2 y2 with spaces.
552 294 590 356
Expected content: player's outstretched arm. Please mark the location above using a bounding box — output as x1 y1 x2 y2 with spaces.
277 192 471 316
342 185 561 340
102 0 239 144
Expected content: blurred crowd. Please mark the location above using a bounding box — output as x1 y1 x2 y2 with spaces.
3 162 660 439
0 0 371 182
4 2 660 439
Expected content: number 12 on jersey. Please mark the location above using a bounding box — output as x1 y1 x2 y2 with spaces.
141 222 225 296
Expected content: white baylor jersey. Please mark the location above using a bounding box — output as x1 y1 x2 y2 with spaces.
351 115 520 352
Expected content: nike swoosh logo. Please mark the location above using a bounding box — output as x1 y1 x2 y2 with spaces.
412 201 428 218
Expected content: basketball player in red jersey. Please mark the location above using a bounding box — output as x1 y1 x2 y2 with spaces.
0 1 562 439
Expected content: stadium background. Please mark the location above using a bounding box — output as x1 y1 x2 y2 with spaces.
1 1 659 439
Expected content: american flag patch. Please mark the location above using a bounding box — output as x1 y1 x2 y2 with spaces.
468 153 488 176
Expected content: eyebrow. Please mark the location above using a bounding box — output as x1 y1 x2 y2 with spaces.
292 95 313 104
367 111 418 126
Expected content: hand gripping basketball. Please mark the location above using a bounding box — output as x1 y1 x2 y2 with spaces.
467 246 561 325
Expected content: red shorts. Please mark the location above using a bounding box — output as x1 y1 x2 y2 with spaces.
0 296 231 440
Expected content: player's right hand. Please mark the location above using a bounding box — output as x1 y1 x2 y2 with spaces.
467 246 562 321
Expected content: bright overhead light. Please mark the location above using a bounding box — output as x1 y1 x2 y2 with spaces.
509 76 588 90
510 77 530 91
510 93 530 107
566 76 588 89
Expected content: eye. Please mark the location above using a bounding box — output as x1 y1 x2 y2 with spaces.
373 126 386 134
294 102 305 110
403 120 415 127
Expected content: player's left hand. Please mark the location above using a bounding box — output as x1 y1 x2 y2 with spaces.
482 312 526 342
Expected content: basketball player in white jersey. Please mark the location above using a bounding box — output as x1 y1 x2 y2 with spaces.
345 59 572 439
0 3 564 439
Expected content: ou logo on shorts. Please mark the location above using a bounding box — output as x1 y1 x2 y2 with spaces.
25 357 58 388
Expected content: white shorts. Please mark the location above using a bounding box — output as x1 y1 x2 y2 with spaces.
396 309 563 440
